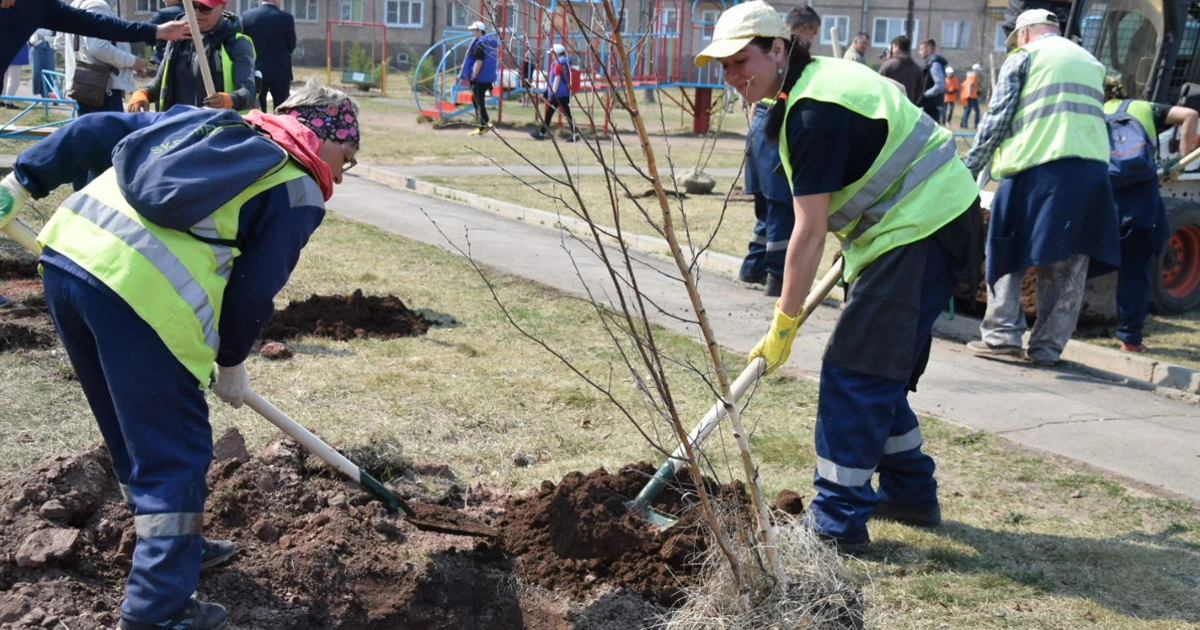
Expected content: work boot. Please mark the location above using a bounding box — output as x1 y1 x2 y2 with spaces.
200 538 237 571
802 515 870 555
119 598 228 630
872 502 942 528
764 273 783 298
738 271 767 285
965 340 1022 357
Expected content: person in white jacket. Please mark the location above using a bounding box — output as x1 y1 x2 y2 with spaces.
57 0 146 115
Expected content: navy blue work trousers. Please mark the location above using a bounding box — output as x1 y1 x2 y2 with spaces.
740 193 794 280
43 264 210 625
1116 227 1156 346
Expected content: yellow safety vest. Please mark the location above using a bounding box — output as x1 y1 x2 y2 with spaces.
779 57 978 282
990 35 1109 177
37 158 309 386
159 32 256 113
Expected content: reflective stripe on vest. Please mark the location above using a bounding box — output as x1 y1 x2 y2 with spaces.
135 512 203 538
159 33 254 112
990 35 1109 178
38 159 311 385
778 57 978 283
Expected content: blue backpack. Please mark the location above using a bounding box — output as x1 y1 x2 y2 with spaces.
1106 100 1158 190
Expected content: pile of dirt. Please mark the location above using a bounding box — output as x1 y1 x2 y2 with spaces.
498 465 742 607
0 258 56 352
261 289 432 342
0 437 727 629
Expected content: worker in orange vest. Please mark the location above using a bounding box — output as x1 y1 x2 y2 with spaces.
960 63 982 128
943 67 960 126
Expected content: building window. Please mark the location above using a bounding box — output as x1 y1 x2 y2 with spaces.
283 0 317 22
699 9 719 38
232 0 253 14
446 1 471 28
994 22 1007 51
384 0 423 27
339 0 363 22
660 7 678 35
873 17 918 47
135 0 155 14
395 52 410 64
820 15 851 45
942 20 971 48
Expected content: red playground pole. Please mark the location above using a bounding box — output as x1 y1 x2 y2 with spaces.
692 87 712 134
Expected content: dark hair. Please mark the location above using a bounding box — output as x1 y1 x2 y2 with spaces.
891 35 911 53
748 36 814 143
855 31 870 43
920 38 937 49
786 5 821 31
1103 76 1127 101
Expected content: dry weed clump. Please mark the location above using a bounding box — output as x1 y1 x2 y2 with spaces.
659 513 864 630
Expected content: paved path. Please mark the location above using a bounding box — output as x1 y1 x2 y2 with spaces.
367 164 745 179
332 174 1200 502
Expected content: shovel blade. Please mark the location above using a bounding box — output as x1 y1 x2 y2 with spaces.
628 501 679 529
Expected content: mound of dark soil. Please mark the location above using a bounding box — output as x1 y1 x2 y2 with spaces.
499 465 743 607
0 258 56 352
261 289 431 342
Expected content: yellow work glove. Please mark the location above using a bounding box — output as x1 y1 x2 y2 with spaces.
202 92 234 109
126 89 151 113
748 301 803 375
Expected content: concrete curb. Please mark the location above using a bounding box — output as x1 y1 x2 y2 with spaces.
357 165 1200 397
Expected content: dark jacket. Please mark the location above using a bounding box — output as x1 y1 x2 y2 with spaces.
2 0 158 71
144 12 256 110
879 52 923 104
240 2 295 82
147 3 184 64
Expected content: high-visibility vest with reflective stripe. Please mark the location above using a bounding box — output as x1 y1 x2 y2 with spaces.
37 158 308 386
990 35 1109 178
1102 98 1158 149
159 33 255 113
779 57 978 283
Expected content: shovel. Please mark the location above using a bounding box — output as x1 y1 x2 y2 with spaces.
629 258 846 528
244 390 497 538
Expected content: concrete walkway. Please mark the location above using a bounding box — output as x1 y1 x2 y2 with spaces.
332 174 1200 502
349 164 745 179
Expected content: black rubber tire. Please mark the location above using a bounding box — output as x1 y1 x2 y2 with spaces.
1153 200 1200 314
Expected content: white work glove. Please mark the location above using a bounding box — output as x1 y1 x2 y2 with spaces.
0 174 31 230
211 363 249 409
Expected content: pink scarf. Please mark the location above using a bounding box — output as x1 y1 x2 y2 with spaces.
243 110 334 201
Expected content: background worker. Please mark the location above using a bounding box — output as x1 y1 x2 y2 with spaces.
964 9 1119 366
739 97 795 297
786 4 820 45
128 0 255 112
146 0 183 65
530 43 577 142
2 43 28 104
1102 76 1199 353
697 0 982 553
460 20 498 135
943 67 959 126
28 27 56 97
60 0 147 115
960 63 982 128
241 0 295 112
2 0 188 73
919 39 948 122
0 81 360 630
879 35 922 104
843 32 869 64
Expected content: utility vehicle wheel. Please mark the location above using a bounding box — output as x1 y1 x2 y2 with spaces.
1154 202 1200 313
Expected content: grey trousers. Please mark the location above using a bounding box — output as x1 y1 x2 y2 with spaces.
980 254 1089 361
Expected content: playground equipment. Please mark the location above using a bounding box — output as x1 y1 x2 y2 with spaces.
0 72 78 142
413 0 735 133
326 21 389 97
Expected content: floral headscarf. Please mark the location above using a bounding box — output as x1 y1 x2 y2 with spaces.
280 99 360 145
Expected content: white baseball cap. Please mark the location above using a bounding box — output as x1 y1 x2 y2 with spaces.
551 43 566 54
972 63 983 71
468 20 486 32
1005 9 1060 48
694 0 790 67
946 66 955 74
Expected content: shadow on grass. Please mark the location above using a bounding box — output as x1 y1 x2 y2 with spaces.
873 520 1200 622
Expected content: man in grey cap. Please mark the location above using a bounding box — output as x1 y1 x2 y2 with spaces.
963 9 1119 366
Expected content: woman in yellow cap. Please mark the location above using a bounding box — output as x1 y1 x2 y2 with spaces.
696 0 982 553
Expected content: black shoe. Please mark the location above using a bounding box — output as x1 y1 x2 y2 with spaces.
816 531 871 555
872 502 942 528
738 270 767 285
528 129 546 140
119 599 228 630
200 538 237 570
764 274 783 297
